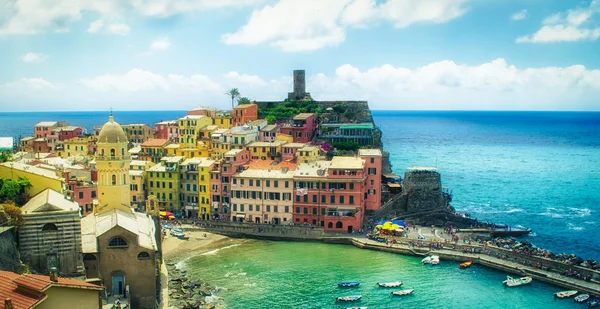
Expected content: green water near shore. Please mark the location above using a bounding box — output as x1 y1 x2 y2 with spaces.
183 240 584 309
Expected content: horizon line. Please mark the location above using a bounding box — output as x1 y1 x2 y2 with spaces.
1 109 599 113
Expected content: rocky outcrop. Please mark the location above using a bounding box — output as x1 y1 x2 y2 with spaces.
166 263 223 309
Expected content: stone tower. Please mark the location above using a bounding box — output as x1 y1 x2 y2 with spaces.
288 69 311 100
402 167 445 213
94 114 132 214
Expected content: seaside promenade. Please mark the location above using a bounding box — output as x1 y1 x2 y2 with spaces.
183 222 600 295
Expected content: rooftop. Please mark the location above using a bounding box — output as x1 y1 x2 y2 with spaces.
35 121 58 127
358 149 382 157
320 122 374 129
283 142 308 148
293 113 315 120
408 166 438 172
235 103 257 109
129 170 144 177
52 125 80 132
164 144 180 149
179 115 207 120
189 106 219 112
261 124 279 132
0 162 61 180
130 160 149 166
148 164 167 172
181 158 216 167
155 120 177 125
295 161 331 177
161 156 185 163
236 167 295 179
225 149 243 156
246 160 298 171
141 138 169 147
330 156 364 170
201 125 220 131
21 188 79 215
128 146 142 154
247 140 287 147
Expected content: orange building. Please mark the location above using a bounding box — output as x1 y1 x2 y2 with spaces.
232 104 258 126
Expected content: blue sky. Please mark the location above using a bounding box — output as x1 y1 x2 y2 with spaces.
1 0 599 111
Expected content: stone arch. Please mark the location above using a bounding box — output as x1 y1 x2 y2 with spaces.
137 252 151 260
42 223 58 231
327 222 333 229
83 254 96 260
336 221 343 229
112 174 117 185
108 237 128 248
110 148 115 157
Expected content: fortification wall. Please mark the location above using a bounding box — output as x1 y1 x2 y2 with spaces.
402 171 444 212
0 228 21 273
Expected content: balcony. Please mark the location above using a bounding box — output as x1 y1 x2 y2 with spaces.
95 155 131 161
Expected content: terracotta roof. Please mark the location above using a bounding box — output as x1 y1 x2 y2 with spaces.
24 274 103 291
246 160 298 171
142 138 169 147
0 271 45 309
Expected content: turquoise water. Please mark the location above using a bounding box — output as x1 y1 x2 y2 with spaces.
184 240 583 309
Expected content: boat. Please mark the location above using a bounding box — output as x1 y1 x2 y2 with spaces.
177 234 189 240
391 289 414 296
502 276 532 287
588 297 600 307
376 281 403 288
430 256 440 265
336 295 362 302
338 281 360 288
459 261 472 269
170 230 184 237
575 294 590 303
554 290 578 299
422 255 439 264
344 307 368 309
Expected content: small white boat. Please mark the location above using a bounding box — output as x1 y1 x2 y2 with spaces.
336 295 362 302
503 276 532 287
344 307 368 309
422 255 439 264
391 289 414 296
376 281 403 288
574 294 590 303
430 256 440 265
554 290 578 298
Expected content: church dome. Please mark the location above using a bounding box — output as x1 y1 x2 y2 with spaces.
98 115 128 144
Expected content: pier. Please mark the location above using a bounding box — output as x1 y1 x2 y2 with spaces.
185 222 600 295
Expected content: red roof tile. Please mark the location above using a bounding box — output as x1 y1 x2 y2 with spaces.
142 138 169 147
25 274 103 291
0 271 45 309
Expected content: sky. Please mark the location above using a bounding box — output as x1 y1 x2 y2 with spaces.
1 0 600 112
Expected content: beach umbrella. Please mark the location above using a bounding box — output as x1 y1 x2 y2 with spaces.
391 224 401 230
168 215 175 219
375 225 384 229
159 211 167 216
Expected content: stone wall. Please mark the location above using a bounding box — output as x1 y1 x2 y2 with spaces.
402 170 444 212
0 227 21 273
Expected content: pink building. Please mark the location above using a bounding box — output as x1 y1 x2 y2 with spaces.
55 126 83 141
187 106 219 118
292 156 366 232
281 142 306 162
232 104 258 126
155 120 179 141
63 171 97 216
259 124 280 142
280 113 317 143
359 149 383 212
210 149 251 220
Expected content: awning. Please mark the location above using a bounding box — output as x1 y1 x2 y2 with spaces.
235 214 246 218
387 183 401 188
383 173 400 179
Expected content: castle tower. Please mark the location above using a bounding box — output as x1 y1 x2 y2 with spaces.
94 114 131 214
288 69 311 100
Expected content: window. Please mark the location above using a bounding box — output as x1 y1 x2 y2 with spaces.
303 207 308 214
42 223 58 231
169 182 173 189
322 208 326 215
108 237 128 248
233 204 237 211
266 180 270 187
78 192 84 199
322 195 326 203
368 168 377 175
330 196 335 204
285 206 289 213
349 196 354 204
112 174 117 185
313 195 317 203
285 181 289 188
350 183 354 190
328 222 333 228
303 195 308 203
340 196 344 204
296 207 300 213
250 179 254 186
266 205 270 212
137 252 151 260
256 180 261 186
249 205 253 211
296 195 300 202
240 204 245 212
370 158 375 164
256 205 260 212
371 180 374 186
312 208 317 215
150 181 154 188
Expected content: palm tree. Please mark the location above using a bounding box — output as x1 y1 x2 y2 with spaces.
225 88 241 110
237 97 251 104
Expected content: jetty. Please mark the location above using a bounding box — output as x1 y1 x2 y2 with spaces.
186 222 600 296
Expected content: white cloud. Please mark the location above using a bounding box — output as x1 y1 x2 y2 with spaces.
1 78 57 90
107 23 130 35
150 37 171 50
511 9 527 21
517 1 600 43
0 0 264 35
87 19 104 33
222 0 470 51
21 52 48 63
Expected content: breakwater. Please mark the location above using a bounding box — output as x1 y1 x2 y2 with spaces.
187 223 600 295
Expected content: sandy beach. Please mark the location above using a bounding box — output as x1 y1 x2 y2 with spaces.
162 229 231 261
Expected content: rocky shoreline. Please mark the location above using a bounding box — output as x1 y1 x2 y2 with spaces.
166 262 224 309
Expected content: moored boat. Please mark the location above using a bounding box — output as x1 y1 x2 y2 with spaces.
376 281 403 288
422 255 439 264
588 297 600 307
430 257 440 265
459 261 472 269
344 307 368 309
391 289 414 296
575 294 590 303
338 281 360 288
502 276 532 287
554 290 578 299
336 295 362 302
177 233 189 240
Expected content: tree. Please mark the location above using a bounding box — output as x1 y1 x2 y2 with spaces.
0 180 21 202
0 202 24 226
225 88 241 110
266 115 276 124
238 97 251 104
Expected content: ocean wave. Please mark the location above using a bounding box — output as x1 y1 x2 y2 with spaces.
541 207 591 219
243 283 257 287
201 244 241 256
567 223 585 231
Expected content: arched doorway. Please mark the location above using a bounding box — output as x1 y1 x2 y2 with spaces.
111 270 126 296
83 254 99 278
327 222 333 229
336 221 343 229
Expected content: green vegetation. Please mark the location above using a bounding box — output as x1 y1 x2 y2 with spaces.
0 177 32 206
0 202 23 226
332 141 360 151
259 100 323 122
238 97 251 104
0 150 12 163
225 88 241 110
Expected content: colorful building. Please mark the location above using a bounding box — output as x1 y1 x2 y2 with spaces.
155 120 179 141
122 124 156 144
198 125 219 149
0 161 63 197
64 172 97 216
231 160 297 224
223 125 259 150
56 136 95 158
259 124 280 142
178 115 212 148
245 140 287 160
54 126 83 141
232 103 258 126
147 156 185 211
280 113 317 143
359 149 383 213
179 158 215 219
130 160 153 210
34 121 67 138
210 149 251 220
318 123 376 146
281 142 308 162
296 145 321 163
213 111 232 129
140 138 170 163
187 106 219 118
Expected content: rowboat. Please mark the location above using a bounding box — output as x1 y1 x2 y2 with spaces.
422 255 439 264
338 281 360 288
391 289 414 296
336 295 362 302
575 294 590 303
376 281 403 288
459 261 472 269
177 234 189 240
588 297 600 307
430 257 440 265
554 290 577 298
503 276 532 287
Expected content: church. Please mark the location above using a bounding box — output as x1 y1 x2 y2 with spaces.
81 114 161 309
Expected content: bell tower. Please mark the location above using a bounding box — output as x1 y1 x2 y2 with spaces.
94 114 131 214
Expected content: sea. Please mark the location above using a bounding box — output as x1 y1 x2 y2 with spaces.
1 110 598 308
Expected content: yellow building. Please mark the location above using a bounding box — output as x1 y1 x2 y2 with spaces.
57 136 94 158
198 159 214 220
129 160 154 209
276 133 293 143
179 158 214 219
140 138 170 163
296 145 321 163
213 111 232 129
178 115 212 148
147 156 185 211
0 161 63 197
245 140 287 160
209 128 231 160
198 125 219 149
